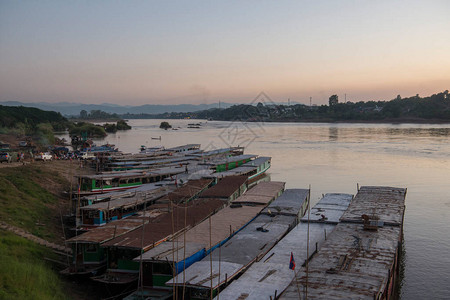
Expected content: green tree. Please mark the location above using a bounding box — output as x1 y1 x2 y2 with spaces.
80 110 88 119
159 121 172 130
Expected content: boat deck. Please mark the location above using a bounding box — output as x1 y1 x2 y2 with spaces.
215 193 353 300
280 185 407 299
166 189 310 291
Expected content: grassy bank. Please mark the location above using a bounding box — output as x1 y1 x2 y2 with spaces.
0 229 69 300
0 163 69 241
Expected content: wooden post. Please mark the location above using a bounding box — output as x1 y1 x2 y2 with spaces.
209 216 213 300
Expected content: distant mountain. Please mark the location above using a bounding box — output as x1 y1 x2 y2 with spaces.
0 101 235 116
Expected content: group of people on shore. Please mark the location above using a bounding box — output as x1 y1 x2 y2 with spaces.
16 152 25 163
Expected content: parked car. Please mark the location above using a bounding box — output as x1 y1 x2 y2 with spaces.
18 141 28 147
81 152 95 160
0 152 12 163
35 152 53 161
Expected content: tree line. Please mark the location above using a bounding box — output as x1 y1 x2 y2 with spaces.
127 90 450 122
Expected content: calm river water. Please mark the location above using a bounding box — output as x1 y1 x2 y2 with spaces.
77 119 450 299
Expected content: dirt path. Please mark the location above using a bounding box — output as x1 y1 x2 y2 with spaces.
0 221 72 254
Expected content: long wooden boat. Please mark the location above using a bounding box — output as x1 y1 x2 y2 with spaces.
92 181 284 294
74 167 184 196
124 181 286 300
216 193 354 300
164 188 310 300
60 210 165 277
280 186 407 300
212 157 271 183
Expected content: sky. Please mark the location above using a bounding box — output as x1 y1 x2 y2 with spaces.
0 0 449 106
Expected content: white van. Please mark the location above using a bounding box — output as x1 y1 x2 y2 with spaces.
81 152 95 160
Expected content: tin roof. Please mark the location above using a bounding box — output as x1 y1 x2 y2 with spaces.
166 144 201 152
110 156 197 166
156 178 213 204
191 148 234 157
280 223 402 299
163 205 267 252
303 193 354 224
67 208 166 244
232 181 285 205
138 181 286 263
212 157 271 178
77 166 185 179
216 193 352 300
199 176 248 198
77 171 147 180
340 186 407 226
262 189 309 216
134 241 205 262
167 189 309 289
211 166 255 178
206 154 258 166
241 156 271 167
102 197 226 250
80 188 168 211
81 183 172 203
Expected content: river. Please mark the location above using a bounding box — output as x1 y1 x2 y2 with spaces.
65 119 450 299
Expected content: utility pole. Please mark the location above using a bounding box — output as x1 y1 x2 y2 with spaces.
345 93 347 103
310 97 312 107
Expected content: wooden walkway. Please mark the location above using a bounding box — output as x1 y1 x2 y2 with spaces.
0 221 72 254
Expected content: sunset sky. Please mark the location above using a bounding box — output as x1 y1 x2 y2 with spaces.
1 1 449 106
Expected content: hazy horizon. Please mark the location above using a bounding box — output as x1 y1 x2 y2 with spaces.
1 1 449 106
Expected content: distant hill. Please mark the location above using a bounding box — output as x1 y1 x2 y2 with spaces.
0 101 235 116
0 105 67 128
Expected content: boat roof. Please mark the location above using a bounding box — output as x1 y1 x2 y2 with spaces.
205 154 258 166
216 223 337 300
77 171 147 180
80 188 168 211
166 144 201 152
80 178 212 211
76 167 185 180
232 181 285 205
67 207 167 244
340 186 406 226
109 156 197 166
102 197 227 250
261 188 309 216
81 183 171 202
191 148 234 157
167 189 309 289
215 193 353 300
212 157 271 178
137 181 286 262
303 193 354 223
281 223 402 299
199 176 248 198
155 178 213 204
134 241 205 263
241 156 271 167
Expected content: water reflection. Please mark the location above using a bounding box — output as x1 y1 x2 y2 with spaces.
328 127 338 141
